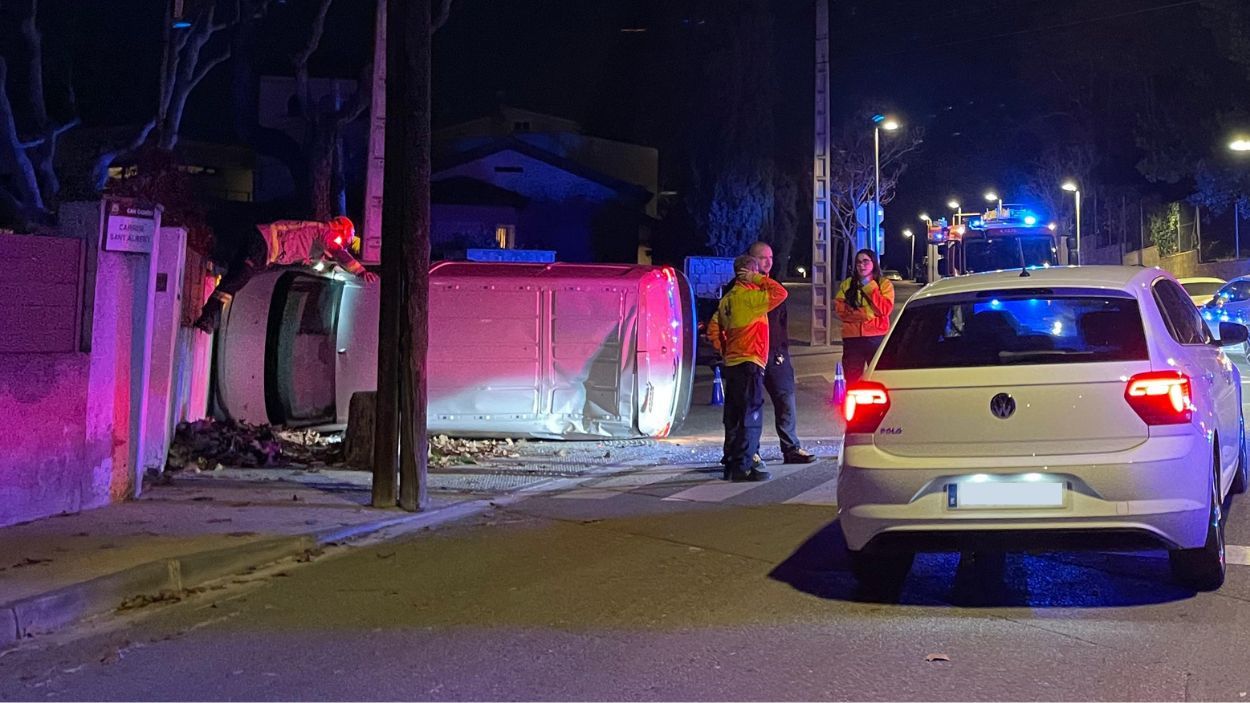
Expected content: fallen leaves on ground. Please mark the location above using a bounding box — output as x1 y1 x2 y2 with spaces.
165 421 526 471
428 434 524 468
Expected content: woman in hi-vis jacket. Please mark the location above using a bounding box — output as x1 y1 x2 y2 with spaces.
835 248 895 383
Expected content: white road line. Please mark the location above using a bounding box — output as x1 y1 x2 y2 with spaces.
783 477 839 506
556 466 702 500
1226 544 1250 566
661 464 807 504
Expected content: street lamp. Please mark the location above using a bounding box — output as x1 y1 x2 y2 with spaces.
947 199 960 224
984 191 1002 215
1228 138 1249 259
1062 181 1081 265
872 114 900 255
903 228 915 280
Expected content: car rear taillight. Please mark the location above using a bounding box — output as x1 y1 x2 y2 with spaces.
844 381 890 433
1125 371 1193 425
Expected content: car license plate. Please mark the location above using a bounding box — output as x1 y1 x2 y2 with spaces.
947 481 1065 509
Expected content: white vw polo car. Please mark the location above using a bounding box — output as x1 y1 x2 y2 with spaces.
837 266 1248 591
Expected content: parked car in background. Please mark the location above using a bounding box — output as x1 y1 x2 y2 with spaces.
882 269 904 282
838 266 1247 592
1201 276 1250 361
1179 276 1226 307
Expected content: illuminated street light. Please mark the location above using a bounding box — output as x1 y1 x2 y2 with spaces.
1230 141 1250 258
919 213 930 222
947 199 959 210
870 114 902 256
984 191 1002 215
1062 181 1081 264
902 229 916 280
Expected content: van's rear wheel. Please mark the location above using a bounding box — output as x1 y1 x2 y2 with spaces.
1169 453 1226 591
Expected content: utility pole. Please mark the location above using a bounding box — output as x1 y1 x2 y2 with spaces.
373 0 439 510
810 0 832 347
371 0 400 508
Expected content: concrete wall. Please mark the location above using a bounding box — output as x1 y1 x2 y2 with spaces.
1121 246 1250 281
0 204 191 527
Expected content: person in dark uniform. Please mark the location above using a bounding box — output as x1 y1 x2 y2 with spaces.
748 241 816 464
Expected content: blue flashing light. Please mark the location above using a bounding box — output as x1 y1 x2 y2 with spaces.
1203 311 1214 321
871 114 886 124
970 219 983 228
172 19 192 28
989 299 1002 309
1023 215 1037 225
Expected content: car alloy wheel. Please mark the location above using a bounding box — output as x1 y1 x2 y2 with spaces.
1169 452 1226 591
1233 419 1249 495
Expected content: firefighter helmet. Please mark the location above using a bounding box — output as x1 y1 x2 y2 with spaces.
329 216 356 250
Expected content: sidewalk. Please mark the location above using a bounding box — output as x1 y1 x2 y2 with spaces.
0 353 846 651
0 435 729 649
0 475 495 649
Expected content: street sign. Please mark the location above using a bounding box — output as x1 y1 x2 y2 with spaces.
101 199 161 254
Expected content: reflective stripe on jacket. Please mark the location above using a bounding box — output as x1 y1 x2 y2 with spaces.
835 276 895 338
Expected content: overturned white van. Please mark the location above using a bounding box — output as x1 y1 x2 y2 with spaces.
212 261 696 440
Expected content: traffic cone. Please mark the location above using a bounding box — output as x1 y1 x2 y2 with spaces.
710 365 725 406
831 360 846 406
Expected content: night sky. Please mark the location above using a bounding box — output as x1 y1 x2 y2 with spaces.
3 0 1242 270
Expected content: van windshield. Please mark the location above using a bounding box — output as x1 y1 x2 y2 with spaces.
963 236 1058 273
875 294 1148 369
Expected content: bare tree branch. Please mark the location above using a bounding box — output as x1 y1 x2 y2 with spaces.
293 0 334 116
433 0 454 32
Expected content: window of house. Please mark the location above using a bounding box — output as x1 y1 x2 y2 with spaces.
495 225 515 249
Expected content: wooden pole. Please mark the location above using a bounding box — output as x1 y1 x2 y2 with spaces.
371 0 404 508
391 0 432 511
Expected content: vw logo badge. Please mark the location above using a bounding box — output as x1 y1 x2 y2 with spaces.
990 392 1016 420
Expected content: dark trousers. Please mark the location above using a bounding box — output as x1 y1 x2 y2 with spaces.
722 362 766 473
198 229 270 321
764 353 801 455
841 335 885 384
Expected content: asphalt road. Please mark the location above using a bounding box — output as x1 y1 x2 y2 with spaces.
6 281 1250 701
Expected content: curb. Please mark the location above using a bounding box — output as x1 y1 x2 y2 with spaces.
0 506 479 650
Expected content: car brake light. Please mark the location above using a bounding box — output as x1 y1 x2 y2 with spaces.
844 381 890 433
1125 371 1192 425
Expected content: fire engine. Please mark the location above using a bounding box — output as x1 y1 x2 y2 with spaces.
925 204 1069 282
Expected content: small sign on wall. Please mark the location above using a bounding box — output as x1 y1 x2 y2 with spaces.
101 198 161 253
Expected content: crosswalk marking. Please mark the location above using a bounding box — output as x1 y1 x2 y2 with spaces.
1227 545 1250 566
783 477 839 506
661 464 808 503
556 466 700 500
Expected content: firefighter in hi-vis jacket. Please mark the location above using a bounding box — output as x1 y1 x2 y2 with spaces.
192 216 379 333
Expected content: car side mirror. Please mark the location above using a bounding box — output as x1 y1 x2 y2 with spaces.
1217 321 1249 346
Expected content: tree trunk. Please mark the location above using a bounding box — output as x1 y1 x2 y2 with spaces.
309 120 338 220
0 57 45 217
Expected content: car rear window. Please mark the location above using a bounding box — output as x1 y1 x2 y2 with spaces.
1181 281 1223 299
875 293 1148 369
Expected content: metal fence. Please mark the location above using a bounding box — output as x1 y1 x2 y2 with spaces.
1072 195 1250 264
